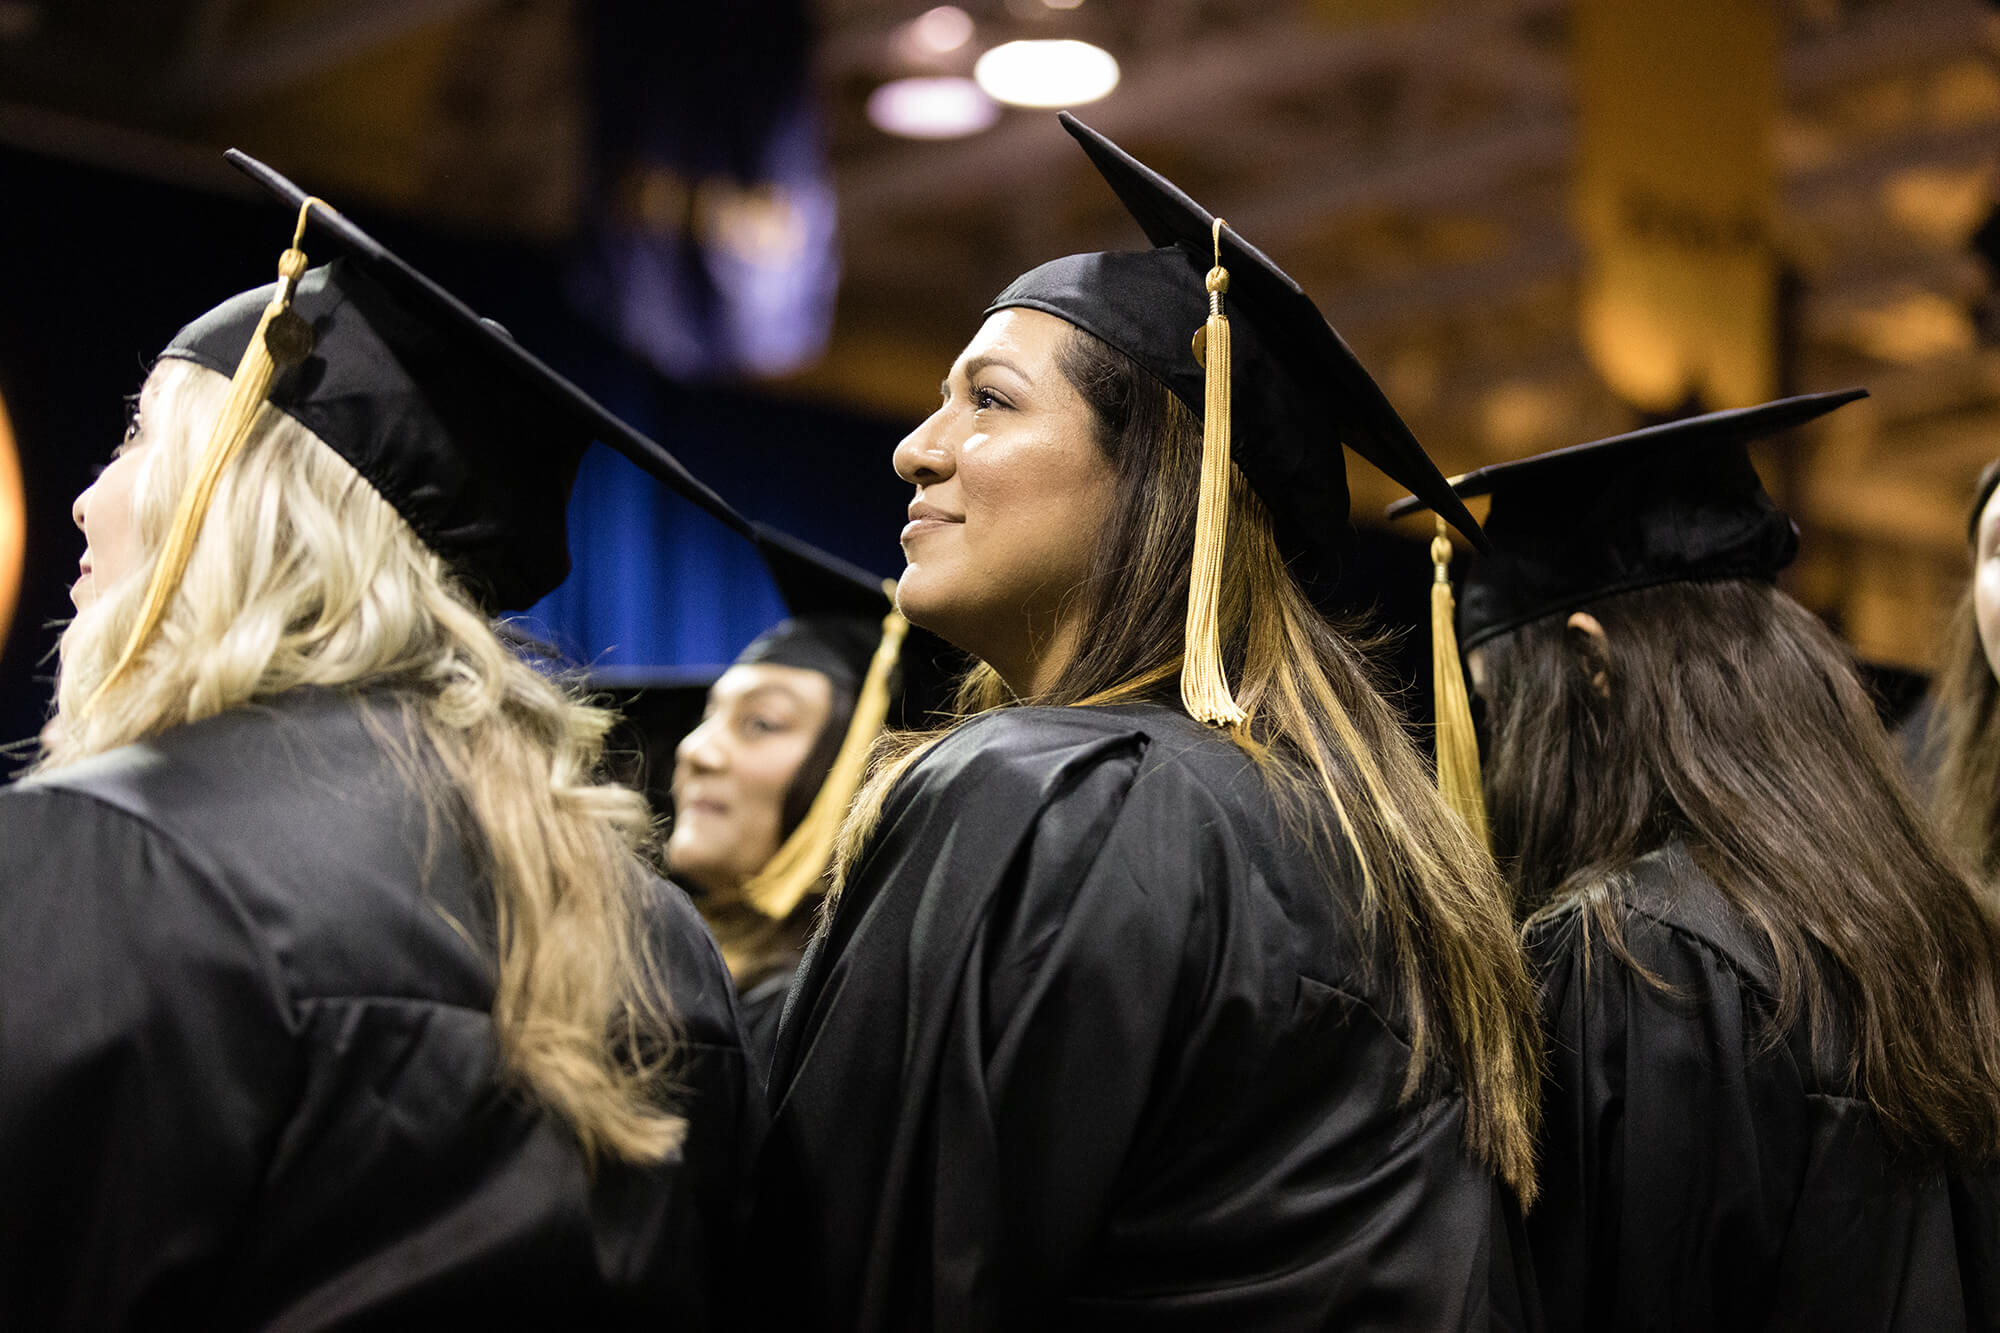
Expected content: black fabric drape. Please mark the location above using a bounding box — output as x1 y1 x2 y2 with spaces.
757 702 1539 1330
0 689 754 1329
1525 843 2000 1332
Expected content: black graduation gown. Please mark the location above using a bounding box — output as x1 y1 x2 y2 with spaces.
0 689 754 1330
1524 841 2000 1332
738 967 796 1081
756 703 1539 1331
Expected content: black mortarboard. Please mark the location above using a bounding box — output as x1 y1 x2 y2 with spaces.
1380 388 1865 840
987 112 1487 600
1387 388 1867 651
737 525 895 692
158 149 754 613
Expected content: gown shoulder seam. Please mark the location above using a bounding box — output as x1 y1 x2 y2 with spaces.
4 781 298 1009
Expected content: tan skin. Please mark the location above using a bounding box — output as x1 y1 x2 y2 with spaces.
1974 486 2000 683
1468 611 1610 699
667 663 833 898
892 308 1120 698
70 372 164 611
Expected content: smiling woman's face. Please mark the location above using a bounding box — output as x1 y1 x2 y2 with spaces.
891 308 1119 694
667 662 834 897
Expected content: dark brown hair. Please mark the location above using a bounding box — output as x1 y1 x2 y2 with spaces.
780 685 857 839
846 328 1544 1198
1928 583 2000 881
1481 578 2000 1163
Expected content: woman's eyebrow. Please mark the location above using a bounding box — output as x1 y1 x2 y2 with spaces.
734 683 805 710
962 352 1026 383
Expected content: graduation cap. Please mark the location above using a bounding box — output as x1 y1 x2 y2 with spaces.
1385 388 1868 838
739 525 900 692
984 111 1483 728
732 523 916 920
93 149 757 708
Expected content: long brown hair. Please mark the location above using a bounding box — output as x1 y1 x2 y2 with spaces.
842 328 1542 1198
1929 580 2000 881
1481 578 2000 1163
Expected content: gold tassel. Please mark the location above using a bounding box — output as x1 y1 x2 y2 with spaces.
1181 217 1248 730
85 197 323 715
1430 517 1489 844
743 582 910 920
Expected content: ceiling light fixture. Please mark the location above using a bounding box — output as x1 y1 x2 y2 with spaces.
907 5 975 53
974 39 1120 109
867 76 1002 139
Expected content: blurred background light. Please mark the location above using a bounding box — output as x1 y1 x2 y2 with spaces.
867 76 1000 139
974 39 1119 109
0 386 21 659
901 5 975 56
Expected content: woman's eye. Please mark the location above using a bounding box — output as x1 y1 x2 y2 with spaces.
740 715 788 738
971 386 1005 411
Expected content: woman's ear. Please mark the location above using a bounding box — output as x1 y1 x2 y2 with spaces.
1565 610 1612 700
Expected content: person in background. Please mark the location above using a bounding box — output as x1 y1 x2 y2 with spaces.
754 112 1544 1331
1395 393 2000 1331
0 155 755 1328
1927 458 2000 886
669 531 908 1067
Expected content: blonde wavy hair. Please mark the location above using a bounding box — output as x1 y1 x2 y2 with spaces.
41 357 684 1166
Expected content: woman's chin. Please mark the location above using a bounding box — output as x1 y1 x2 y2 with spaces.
894 571 975 649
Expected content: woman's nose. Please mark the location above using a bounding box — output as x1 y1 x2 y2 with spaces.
893 408 955 486
676 717 727 774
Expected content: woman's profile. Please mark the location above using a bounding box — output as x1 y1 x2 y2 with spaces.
0 158 754 1328
755 113 1542 1331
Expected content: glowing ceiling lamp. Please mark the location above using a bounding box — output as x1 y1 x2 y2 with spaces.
973 39 1120 109
868 76 1001 139
903 5 975 55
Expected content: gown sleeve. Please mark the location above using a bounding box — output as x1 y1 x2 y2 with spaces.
1523 897 1808 1333
0 785 297 1327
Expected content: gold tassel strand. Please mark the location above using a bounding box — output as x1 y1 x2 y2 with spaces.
1181 217 1247 730
85 197 322 715
1430 516 1489 844
743 583 910 920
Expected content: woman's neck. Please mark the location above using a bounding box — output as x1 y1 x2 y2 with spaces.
992 612 1085 701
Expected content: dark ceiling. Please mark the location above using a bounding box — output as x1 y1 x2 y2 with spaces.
2 0 1997 664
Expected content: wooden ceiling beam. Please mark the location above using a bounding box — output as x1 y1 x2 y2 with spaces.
195 0 495 107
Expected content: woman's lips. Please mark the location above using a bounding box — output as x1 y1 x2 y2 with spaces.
901 517 954 542
902 502 963 544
